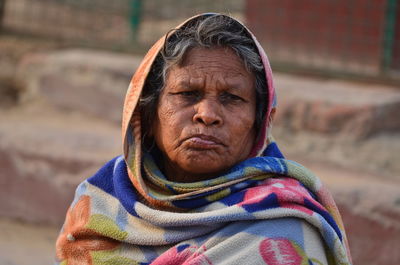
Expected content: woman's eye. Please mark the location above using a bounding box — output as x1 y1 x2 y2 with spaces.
220 92 244 103
179 91 197 97
172 91 201 102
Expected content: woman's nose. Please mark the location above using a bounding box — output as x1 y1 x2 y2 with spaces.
193 99 223 126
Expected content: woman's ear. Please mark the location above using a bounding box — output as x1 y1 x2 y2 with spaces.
269 107 276 124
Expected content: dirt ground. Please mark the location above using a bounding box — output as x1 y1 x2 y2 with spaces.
0 217 58 265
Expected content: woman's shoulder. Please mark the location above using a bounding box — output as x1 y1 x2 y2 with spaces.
86 155 126 191
68 155 130 207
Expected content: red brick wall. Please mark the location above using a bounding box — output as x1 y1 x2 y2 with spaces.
246 0 388 74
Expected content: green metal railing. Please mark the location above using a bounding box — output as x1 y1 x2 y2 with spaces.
382 0 398 71
129 0 142 41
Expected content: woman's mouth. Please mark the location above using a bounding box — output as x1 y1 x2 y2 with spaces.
183 134 224 149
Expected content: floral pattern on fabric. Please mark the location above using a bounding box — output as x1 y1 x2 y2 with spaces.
151 244 213 265
56 195 121 265
240 178 317 215
259 238 306 264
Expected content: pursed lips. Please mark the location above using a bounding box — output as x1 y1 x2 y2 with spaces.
181 134 225 149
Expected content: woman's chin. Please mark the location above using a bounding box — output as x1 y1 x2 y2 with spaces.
177 159 232 180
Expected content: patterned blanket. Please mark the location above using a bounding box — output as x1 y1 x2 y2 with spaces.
56 14 352 265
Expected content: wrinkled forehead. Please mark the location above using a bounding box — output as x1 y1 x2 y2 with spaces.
172 47 252 76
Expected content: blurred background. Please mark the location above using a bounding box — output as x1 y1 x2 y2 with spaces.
0 0 399 264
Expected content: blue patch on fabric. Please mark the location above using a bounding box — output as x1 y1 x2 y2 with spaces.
138 246 159 263
172 197 209 208
114 161 140 217
87 156 121 195
166 184 179 194
173 177 259 209
172 182 254 208
75 181 87 196
87 156 140 217
263 142 285 158
242 193 279 213
116 204 128 230
299 182 318 200
218 190 246 206
177 243 191 253
304 198 342 242
279 159 288 174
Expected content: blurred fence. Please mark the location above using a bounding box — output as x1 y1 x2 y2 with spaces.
0 0 243 49
0 0 399 82
246 0 400 80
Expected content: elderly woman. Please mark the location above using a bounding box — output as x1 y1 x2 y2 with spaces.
56 14 352 264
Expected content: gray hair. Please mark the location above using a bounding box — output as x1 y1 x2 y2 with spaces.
140 14 267 142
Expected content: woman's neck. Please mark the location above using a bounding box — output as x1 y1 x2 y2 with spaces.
162 159 221 183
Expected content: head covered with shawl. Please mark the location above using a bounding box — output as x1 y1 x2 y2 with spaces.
56 14 352 265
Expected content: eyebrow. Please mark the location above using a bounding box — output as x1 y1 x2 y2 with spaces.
224 79 249 92
173 76 250 92
226 84 243 91
172 80 190 90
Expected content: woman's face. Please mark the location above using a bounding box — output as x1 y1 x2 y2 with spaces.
152 47 257 182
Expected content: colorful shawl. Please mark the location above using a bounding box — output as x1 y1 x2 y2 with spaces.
56 14 352 265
